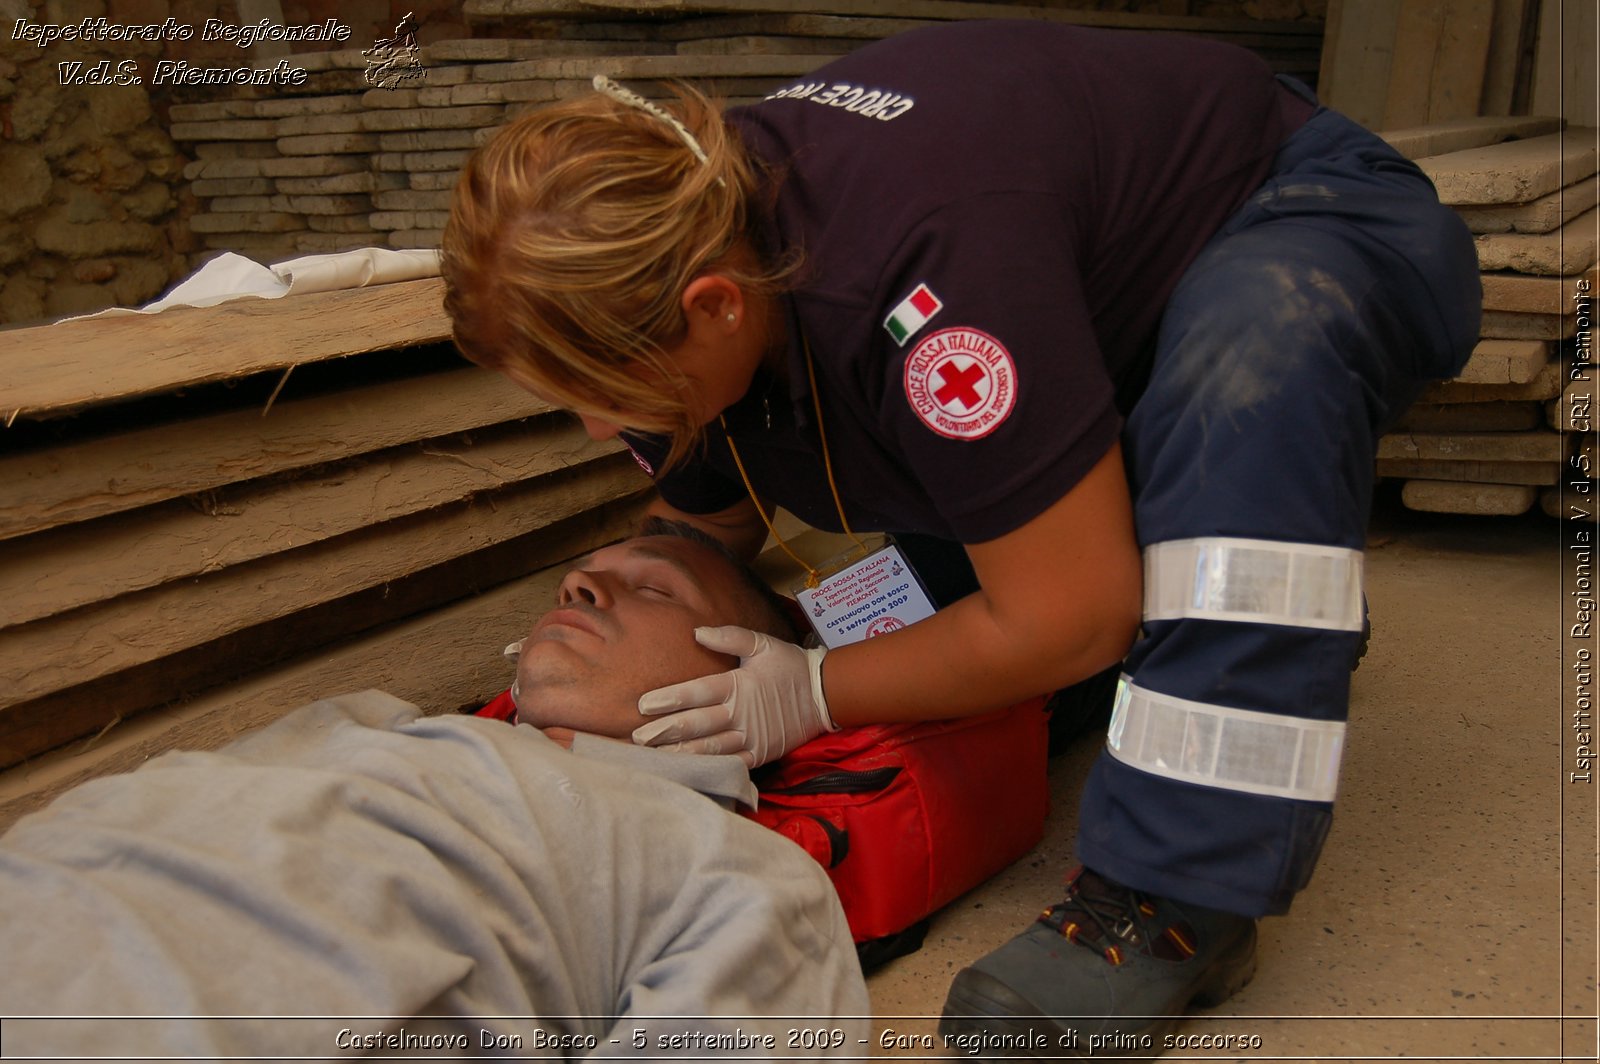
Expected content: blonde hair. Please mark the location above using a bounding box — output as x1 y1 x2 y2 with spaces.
443 81 790 469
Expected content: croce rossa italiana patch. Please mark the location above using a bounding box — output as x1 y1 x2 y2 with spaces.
902 327 1018 440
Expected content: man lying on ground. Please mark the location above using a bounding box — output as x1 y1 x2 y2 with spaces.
0 521 868 1059
497 519 1050 973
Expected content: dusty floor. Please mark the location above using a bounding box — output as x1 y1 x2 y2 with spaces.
862 488 1596 1061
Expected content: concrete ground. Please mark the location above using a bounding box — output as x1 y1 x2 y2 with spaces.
862 487 1596 1061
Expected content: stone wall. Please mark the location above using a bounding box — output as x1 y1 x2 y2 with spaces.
0 0 209 324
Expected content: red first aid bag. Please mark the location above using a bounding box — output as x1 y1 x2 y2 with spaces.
475 691 1050 950
744 698 1050 945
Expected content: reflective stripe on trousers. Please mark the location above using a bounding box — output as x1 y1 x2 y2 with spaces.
1143 537 1365 633
1108 674 1346 803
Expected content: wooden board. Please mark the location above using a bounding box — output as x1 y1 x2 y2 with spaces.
466 0 1314 35
469 50 837 81
661 12 936 41
1452 338 1552 384
0 456 646 717
0 367 549 543
1478 0 1534 116
1391 401 1544 432
1376 430 1567 463
1400 479 1537 514
415 38 677 62
1378 457 1560 485
675 34 861 55
657 9 1320 46
1424 0 1496 123
1379 115 1562 159
1455 173 1599 234
0 495 651 790
1479 309 1578 341
1376 0 1440 128
1318 0 1403 129
0 418 618 629
1381 0 1494 129
1531 0 1598 128
1481 267 1599 314
0 278 449 420
1474 207 1599 275
1420 129 1599 206
1418 359 1565 402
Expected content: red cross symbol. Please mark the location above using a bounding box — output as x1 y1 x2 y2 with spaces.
934 360 986 410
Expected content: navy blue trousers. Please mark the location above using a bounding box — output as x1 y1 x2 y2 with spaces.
1076 98 1482 916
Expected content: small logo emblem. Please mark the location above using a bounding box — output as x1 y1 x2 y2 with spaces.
903 327 1018 440
363 11 426 88
883 283 943 346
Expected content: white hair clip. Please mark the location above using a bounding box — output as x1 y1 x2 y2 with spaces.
591 74 724 186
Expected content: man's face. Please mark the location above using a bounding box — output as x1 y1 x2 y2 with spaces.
514 535 762 737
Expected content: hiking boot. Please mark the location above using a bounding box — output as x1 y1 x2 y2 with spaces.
938 867 1257 1059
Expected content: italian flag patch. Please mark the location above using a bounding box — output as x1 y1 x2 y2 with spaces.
883 284 943 346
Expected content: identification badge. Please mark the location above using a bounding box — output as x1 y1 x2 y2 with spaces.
793 534 939 649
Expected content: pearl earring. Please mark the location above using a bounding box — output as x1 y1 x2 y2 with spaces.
726 313 736 323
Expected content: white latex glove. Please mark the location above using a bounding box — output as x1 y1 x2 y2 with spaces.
632 625 836 768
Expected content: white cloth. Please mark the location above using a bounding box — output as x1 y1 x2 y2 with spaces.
0 691 868 1058
64 248 442 319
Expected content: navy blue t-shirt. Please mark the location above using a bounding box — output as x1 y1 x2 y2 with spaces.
625 20 1313 544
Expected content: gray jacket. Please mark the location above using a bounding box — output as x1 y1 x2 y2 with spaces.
0 691 869 1059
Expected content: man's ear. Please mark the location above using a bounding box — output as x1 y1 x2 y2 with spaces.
681 274 745 339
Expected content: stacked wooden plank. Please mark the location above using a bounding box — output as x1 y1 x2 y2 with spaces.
461 0 1324 69
1375 123 1598 516
0 282 651 776
1318 0 1545 131
171 1 1320 262
0 504 832 832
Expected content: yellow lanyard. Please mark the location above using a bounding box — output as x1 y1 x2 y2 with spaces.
720 339 866 588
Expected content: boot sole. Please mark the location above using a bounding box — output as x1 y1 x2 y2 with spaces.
937 923 1258 1060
